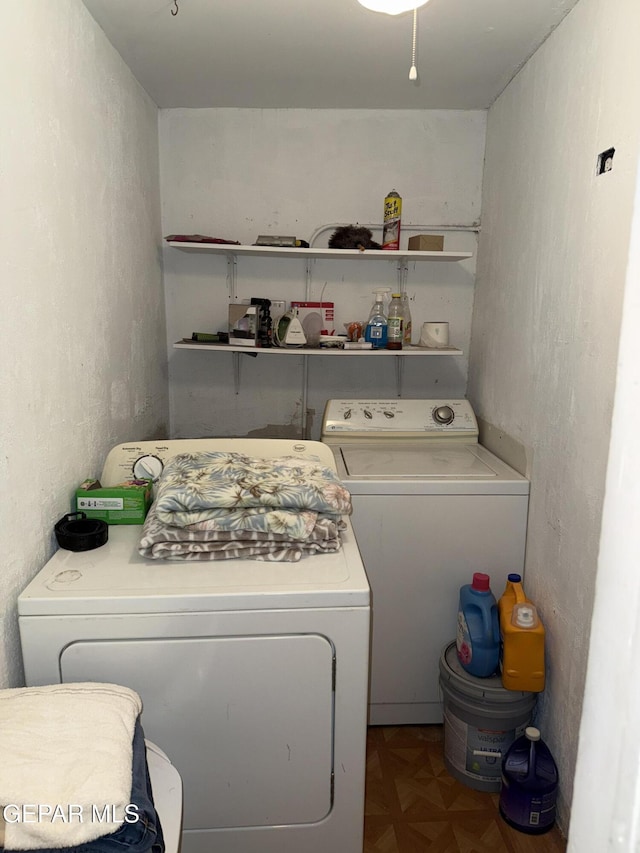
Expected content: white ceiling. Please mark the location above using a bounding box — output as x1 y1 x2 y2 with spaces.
82 0 580 110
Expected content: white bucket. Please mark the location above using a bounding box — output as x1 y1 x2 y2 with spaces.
439 641 536 792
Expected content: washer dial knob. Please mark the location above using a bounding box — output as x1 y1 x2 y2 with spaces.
133 454 164 482
433 405 455 425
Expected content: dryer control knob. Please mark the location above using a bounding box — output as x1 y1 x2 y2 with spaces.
133 455 164 482
433 405 455 425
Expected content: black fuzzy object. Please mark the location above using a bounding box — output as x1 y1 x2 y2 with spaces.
328 226 381 250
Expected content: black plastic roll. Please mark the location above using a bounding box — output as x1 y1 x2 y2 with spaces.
54 512 108 552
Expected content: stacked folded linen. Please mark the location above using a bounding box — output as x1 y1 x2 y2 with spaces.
139 504 346 561
0 683 163 853
138 452 352 562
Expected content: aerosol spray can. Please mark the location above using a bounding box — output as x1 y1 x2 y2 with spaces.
383 189 402 251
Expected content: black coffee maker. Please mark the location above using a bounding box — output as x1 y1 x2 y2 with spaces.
250 298 273 347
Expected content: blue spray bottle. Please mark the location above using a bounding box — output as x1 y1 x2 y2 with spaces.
364 289 389 349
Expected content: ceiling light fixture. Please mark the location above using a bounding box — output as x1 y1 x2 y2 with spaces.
357 0 430 15
358 0 426 82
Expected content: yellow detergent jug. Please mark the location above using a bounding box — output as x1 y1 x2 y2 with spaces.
498 574 546 693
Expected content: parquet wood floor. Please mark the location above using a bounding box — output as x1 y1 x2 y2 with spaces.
364 726 567 853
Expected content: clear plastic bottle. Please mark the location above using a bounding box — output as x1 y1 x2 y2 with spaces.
386 293 404 350
401 292 412 345
365 289 389 349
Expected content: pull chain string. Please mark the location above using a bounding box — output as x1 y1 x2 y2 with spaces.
409 8 418 81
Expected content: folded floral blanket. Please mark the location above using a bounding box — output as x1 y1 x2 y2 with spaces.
152 452 352 529
139 503 344 562
138 452 352 562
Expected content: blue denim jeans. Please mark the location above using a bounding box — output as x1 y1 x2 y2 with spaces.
7 718 164 853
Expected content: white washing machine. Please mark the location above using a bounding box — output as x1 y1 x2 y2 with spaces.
18 439 370 853
321 399 529 726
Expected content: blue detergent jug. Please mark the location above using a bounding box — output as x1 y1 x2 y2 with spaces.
499 726 559 834
456 572 500 677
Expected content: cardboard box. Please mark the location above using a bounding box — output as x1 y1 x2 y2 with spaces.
76 479 152 525
408 235 444 252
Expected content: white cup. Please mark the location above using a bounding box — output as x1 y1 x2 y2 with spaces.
419 322 449 348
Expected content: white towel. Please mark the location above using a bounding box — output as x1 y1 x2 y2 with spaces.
0 682 143 850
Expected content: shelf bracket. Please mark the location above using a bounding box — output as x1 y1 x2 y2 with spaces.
301 354 309 438
226 254 238 301
231 350 260 394
305 258 314 301
395 356 405 397
232 351 241 394
397 259 409 292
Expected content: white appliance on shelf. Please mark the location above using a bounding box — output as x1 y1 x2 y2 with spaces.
321 399 529 726
18 439 370 853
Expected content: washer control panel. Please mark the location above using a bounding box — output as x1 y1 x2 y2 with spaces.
321 399 479 440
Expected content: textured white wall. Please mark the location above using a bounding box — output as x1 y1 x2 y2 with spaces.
159 109 485 438
569 158 640 850
468 0 640 829
0 0 168 686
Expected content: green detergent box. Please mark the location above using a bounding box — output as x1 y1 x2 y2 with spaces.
76 478 152 525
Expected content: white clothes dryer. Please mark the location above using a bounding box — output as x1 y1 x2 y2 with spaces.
321 399 530 726
18 439 370 853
